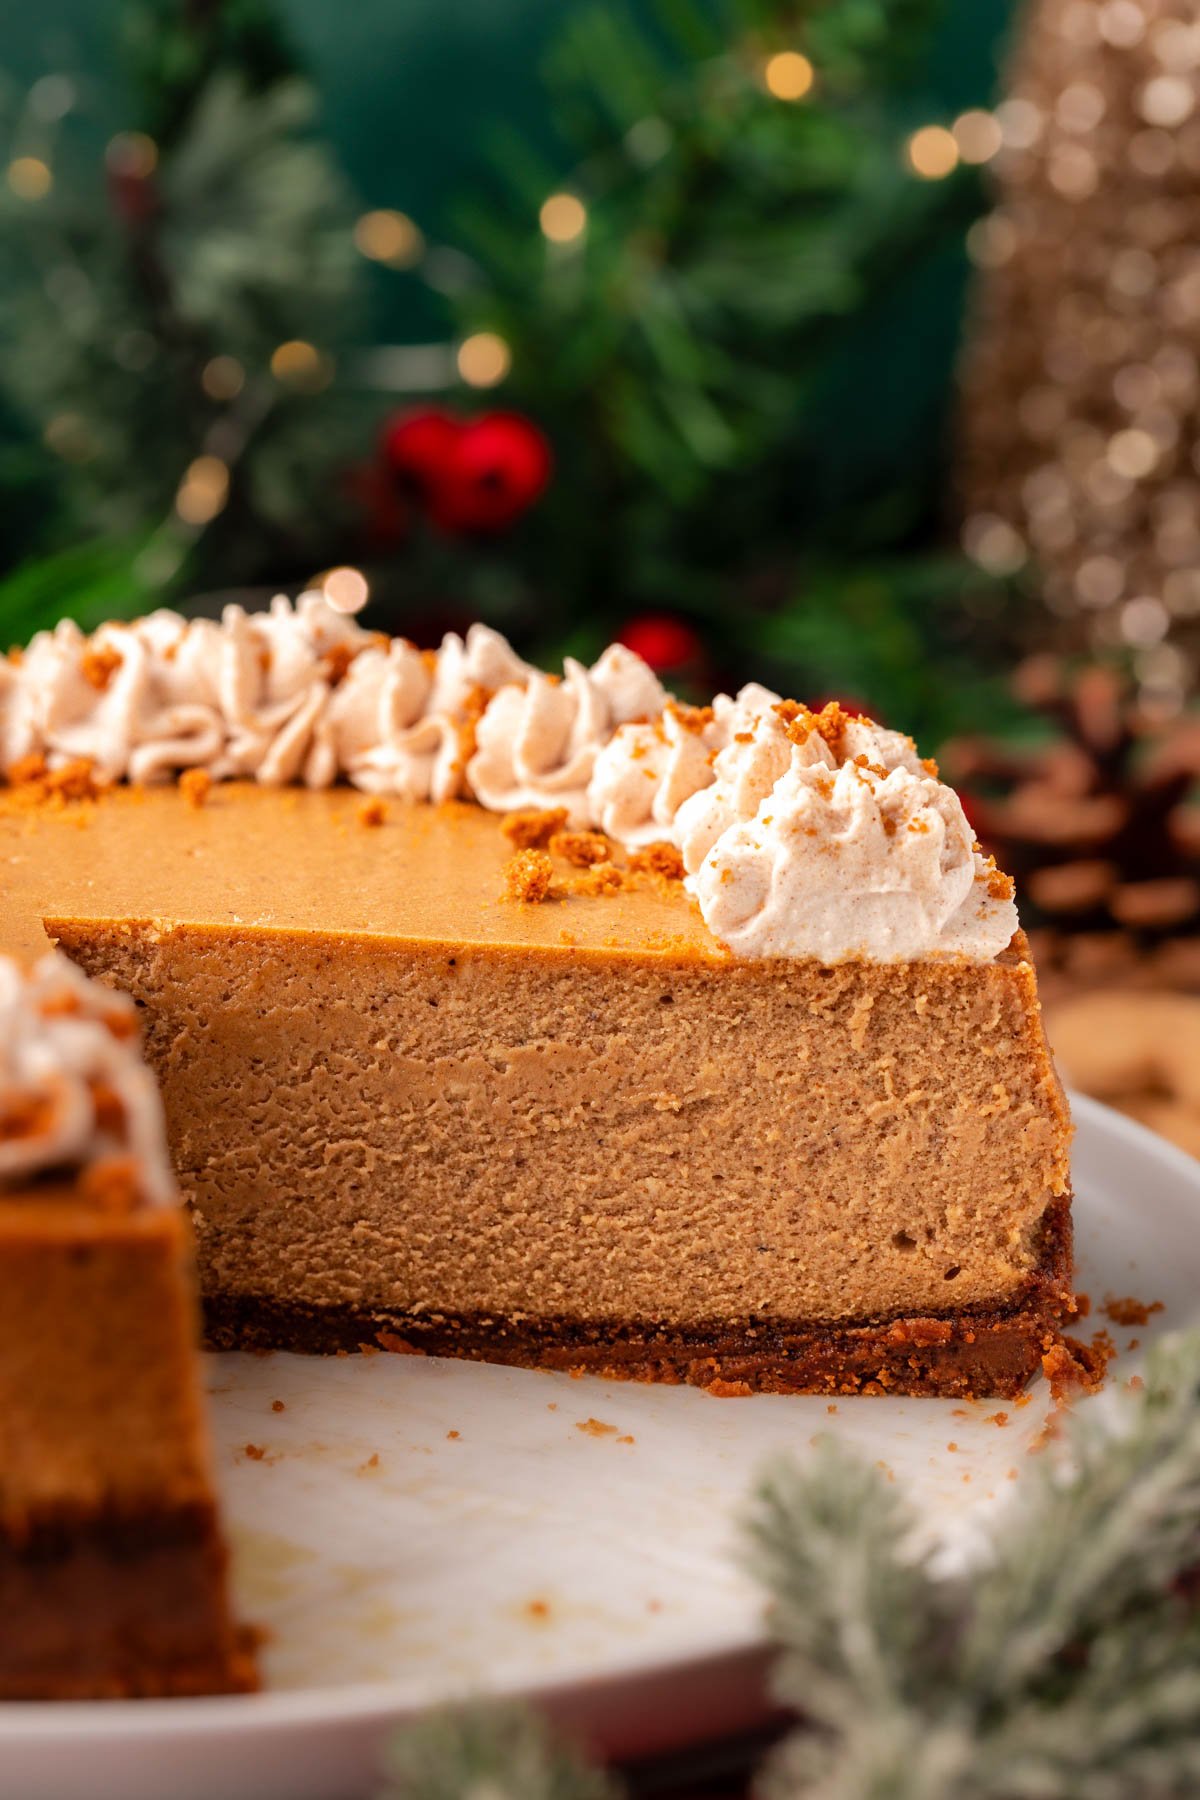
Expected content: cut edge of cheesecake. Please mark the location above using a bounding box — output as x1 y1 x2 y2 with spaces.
204 1195 1074 1401
44 858 1079 1403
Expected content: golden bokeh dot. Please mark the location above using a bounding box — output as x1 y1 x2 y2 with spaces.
201 355 246 402
962 512 1027 575
353 209 424 268
966 212 1019 269
1107 427 1159 479
906 125 959 180
995 97 1044 149
539 192 588 244
1139 73 1195 128
7 156 51 201
1120 595 1170 645
457 332 511 388
270 340 333 391
105 132 158 178
952 109 1002 164
175 455 229 526
321 567 370 615
764 52 814 102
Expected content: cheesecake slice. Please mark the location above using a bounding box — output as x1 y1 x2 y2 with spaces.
0 954 254 1699
2 781 1073 1399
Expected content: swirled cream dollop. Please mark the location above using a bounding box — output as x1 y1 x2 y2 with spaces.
467 644 667 822
0 953 174 1205
686 732 1016 963
2 596 375 787
330 624 531 803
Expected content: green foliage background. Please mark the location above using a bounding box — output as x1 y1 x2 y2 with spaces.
0 0 1024 746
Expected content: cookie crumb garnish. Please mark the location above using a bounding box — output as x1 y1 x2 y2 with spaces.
501 806 568 850
355 797 387 828
549 828 610 867
563 860 623 897
179 768 212 809
628 841 685 880
502 848 554 903
80 644 123 692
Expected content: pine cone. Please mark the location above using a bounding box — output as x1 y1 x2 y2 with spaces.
944 654 1200 997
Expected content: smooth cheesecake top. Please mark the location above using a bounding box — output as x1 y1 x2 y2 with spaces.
0 783 722 965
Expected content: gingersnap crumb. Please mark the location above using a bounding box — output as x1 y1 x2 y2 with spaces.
80 643 123 692
243 1444 266 1461
982 853 1016 903
628 841 685 881
1042 1332 1112 1403
321 642 358 688
446 1429 460 1440
78 1156 142 1213
271 1400 285 1413
501 807 569 849
575 1417 618 1437
524 1598 550 1621
356 797 387 828
4 753 103 806
179 767 213 809
1100 1294 1164 1328
563 860 623 897
549 828 610 867
502 848 554 903
665 700 714 734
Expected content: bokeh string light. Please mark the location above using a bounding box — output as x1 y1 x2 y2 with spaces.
7 156 51 200
906 124 960 179
353 209 424 268
175 455 229 526
456 332 511 388
539 192 587 244
960 0 1200 713
763 52 814 102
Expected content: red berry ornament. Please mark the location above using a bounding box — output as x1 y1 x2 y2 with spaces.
381 408 462 489
617 613 701 674
430 412 553 534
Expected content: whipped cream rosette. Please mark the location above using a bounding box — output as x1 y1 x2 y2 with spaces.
0 953 173 1203
467 643 666 821
688 753 1016 961
330 623 530 803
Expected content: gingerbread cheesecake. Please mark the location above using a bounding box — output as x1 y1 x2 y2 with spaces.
0 953 254 1699
0 598 1075 1398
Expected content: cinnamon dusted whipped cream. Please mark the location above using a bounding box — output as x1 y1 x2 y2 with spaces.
468 644 666 822
0 602 1019 963
0 953 174 1204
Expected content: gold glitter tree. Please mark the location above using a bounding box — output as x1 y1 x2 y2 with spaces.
960 0 1200 717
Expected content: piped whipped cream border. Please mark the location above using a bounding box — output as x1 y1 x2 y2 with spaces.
0 595 1017 963
0 952 174 1203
